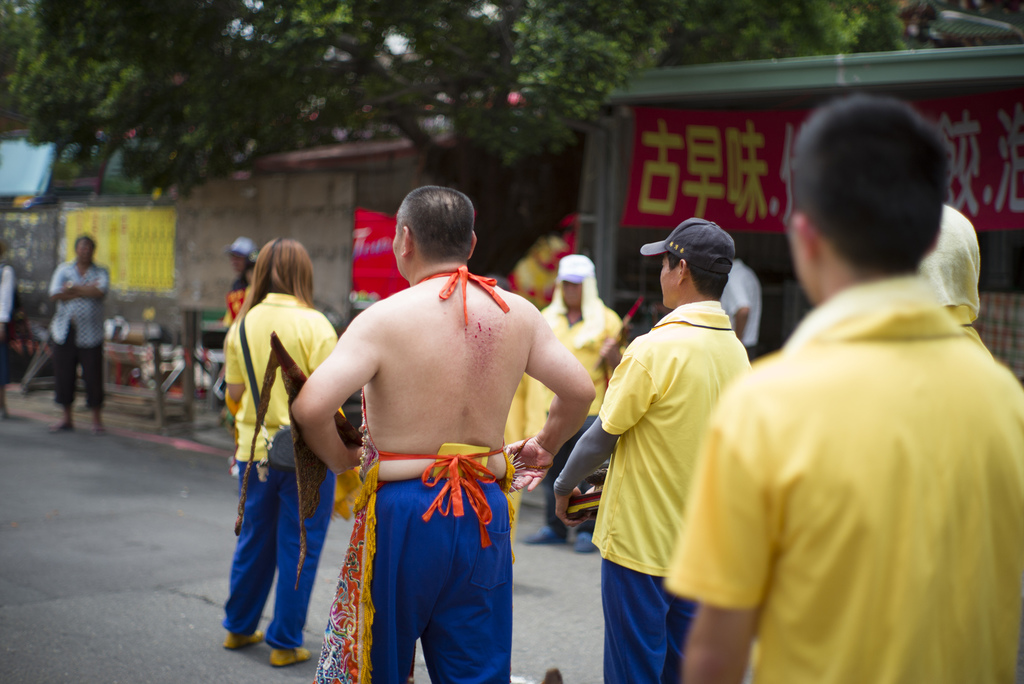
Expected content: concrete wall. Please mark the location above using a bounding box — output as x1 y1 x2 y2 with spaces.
176 172 356 327
353 155 424 215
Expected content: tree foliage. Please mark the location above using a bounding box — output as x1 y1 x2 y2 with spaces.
13 0 678 191
10 0 904 273
658 0 902 67
0 0 36 127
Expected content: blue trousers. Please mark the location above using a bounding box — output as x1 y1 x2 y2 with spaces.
602 558 697 684
370 478 513 684
224 464 335 649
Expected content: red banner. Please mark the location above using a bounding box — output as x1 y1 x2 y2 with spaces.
352 208 407 302
622 88 1024 232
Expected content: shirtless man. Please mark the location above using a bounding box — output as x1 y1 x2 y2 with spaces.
293 185 594 684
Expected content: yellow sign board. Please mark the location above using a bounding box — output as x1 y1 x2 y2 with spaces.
63 206 176 293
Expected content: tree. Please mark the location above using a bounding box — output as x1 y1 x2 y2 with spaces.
12 1 903 274
658 0 903 66
0 0 36 130
14 1 677 188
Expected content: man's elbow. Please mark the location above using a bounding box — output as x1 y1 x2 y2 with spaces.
570 378 596 411
291 392 314 427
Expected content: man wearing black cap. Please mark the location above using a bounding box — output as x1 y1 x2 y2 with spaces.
552 218 750 684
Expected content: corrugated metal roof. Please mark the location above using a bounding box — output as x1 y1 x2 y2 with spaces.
927 0 1024 43
608 45 1024 108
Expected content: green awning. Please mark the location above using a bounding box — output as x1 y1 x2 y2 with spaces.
608 45 1024 108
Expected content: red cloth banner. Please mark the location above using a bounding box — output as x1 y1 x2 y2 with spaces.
352 208 407 301
621 88 1024 232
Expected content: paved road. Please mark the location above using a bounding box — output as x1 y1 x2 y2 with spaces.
4 409 1023 684
0 412 603 684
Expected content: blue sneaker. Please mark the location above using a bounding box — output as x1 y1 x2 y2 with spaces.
574 531 598 554
524 526 567 545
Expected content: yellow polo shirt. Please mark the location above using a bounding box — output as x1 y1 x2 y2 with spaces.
225 293 338 462
594 301 749 576
668 277 1024 684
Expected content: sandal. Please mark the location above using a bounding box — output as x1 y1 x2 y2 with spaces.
48 422 73 433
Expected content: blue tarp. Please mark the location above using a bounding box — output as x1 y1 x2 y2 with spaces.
0 138 55 198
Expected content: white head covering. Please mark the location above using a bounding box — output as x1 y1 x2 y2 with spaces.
556 254 596 283
545 254 607 348
918 205 981 321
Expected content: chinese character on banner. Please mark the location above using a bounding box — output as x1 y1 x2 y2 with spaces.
682 126 725 217
939 110 982 216
779 123 798 225
624 88 1024 232
638 119 683 216
995 103 1024 213
726 120 768 224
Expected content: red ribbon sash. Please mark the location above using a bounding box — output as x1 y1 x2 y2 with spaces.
378 449 503 547
425 265 510 326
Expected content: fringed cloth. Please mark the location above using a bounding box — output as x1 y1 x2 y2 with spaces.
316 270 513 684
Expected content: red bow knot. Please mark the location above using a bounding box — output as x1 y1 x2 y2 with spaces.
420 453 499 547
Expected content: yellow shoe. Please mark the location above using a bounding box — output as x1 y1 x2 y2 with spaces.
270 647 311 667
223 630 264 650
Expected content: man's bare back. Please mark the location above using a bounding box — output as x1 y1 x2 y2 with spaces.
357 276 565 479
292 191 593 484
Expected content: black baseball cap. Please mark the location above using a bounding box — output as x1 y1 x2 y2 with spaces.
639 218 735 274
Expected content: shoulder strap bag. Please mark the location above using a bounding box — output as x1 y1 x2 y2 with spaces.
239 318 296 472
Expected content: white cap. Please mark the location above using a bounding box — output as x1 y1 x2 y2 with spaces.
557 254 596 283
225 236 257 257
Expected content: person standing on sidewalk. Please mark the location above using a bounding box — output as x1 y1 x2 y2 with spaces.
220 238 339 668
523 254 622 553
222 236 257 326
554 219 750 684
0 239 15 419
47 235 108 434
668 95 1024 684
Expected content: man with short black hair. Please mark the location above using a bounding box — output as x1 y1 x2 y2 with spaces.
394 184 475 260
553 217 750 684
48 235 109 434
294 185 595 683
668 94 1024 684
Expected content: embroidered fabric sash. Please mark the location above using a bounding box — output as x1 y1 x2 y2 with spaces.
425 265 510 326
378 449 503 547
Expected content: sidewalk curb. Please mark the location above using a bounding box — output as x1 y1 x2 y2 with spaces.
9 406 234 459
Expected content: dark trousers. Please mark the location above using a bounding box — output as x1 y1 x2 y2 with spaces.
52 336 104 408
602 559 697 684
541 414 598 539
